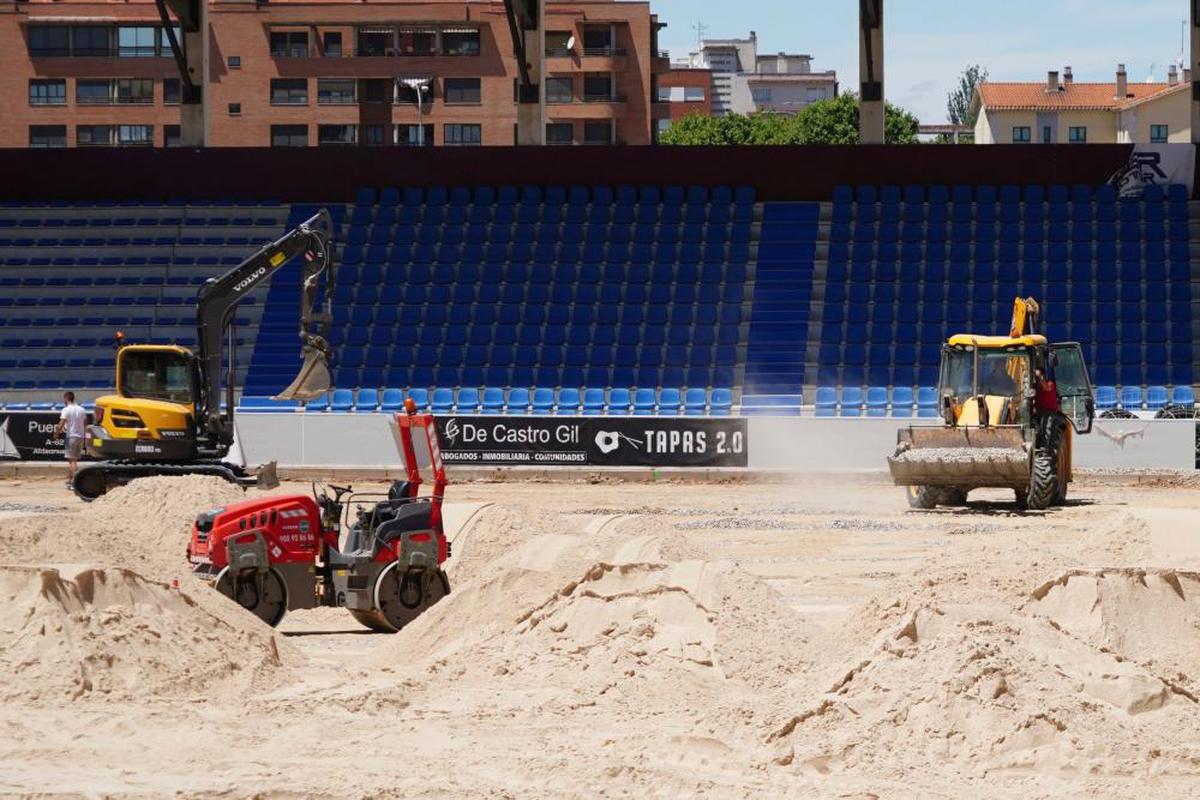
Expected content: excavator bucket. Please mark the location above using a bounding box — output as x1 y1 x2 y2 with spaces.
887 426 1031 488
271 346 332 402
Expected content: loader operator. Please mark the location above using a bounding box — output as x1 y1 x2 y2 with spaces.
1033 367 1060 434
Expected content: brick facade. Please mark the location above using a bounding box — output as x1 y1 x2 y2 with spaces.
0 0 664 148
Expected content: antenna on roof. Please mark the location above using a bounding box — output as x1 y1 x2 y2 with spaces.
693 22 708 48
1146 63 1157 83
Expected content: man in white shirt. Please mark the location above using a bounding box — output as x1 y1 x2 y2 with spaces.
54 391 88 489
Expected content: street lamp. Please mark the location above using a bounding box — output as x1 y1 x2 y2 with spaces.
400 77 431 145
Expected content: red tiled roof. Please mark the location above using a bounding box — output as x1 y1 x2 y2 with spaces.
978 81 1174 111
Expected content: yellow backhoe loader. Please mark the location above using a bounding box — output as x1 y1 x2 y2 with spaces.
887 298 1096 510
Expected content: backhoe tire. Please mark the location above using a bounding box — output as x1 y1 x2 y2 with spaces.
941 488 969 506
1026 419 1065 511
906 485 945 509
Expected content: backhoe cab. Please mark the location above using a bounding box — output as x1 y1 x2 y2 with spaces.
76 210 336 500
887 298 1096 510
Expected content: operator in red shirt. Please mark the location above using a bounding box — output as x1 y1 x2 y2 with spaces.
1034 367 1059 414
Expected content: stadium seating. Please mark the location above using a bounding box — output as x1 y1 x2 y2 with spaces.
814 183 1194 412
0 200 295 393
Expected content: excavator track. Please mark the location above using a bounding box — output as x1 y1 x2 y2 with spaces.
72 460 255 502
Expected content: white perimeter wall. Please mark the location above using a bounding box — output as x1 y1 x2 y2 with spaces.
232 414 1196 472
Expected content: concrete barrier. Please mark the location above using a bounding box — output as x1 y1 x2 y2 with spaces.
225 414 1197 473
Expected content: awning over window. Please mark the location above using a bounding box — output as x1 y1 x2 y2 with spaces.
358 26 394 34
441 27 479 34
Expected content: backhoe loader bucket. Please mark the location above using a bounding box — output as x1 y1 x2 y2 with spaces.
887 427 1031 489
271 346 332 402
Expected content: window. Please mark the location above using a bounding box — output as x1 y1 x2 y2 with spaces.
396 79 432 105
545 31 572 57
228 55 241 69
271 124 308 147
583 73 613 101
1068 126 1087 144
318 124 357 146
583 119 613 144
547 76 573 103
397 28 436 55
546 122 573 144
1042 125 1052 144
270 78 307 105
357 28 391 57
444 123 481 146
163 78 180 104
1012 126 1031 143
322 31 342 57
29 125 66 148
28 26 70 57
76 80 112 105
270 31 308 58
396 123 434 146
1150 124 1169 143
751 86 771 103
582 25 613 55
72 26 111 56
656 118 671 135
29 79 66 106
656 85 671 103
361 79 392 103
159 26 181 53
363 124 386 146
444 77 481 104
442 28 480 56
228 103 241 116
684 86 705 102
115 78 153 104
164 125 181 147
806 86 823 103
317 78 356 105
117 124 153 146
117 26 158 57
76 125 115 146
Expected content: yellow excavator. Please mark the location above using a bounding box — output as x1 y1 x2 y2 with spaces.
72 211 336 500
887 298 1096 510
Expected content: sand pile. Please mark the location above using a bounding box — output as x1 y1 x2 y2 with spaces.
770 579 1200 785
0 564 289 704
0 476 247 584
1029 569 1200 695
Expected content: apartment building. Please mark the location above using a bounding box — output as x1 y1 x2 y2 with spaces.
673 31 837 117
973 64 1193 145
1 0 667 148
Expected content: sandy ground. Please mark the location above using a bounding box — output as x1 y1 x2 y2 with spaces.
0 472 1198 798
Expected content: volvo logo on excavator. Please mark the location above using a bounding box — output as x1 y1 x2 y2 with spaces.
233 266 268 293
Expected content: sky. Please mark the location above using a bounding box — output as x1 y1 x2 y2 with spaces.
649 0 1190 123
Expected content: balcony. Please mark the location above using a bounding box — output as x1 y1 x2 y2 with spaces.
582 93 627 103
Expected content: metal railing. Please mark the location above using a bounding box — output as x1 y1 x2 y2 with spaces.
582 93 627 103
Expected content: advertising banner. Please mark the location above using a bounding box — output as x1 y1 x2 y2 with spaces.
434 416 748 468
0 411 95 462
1109 143 1195 198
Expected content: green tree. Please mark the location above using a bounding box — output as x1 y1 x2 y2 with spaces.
659 95 919 145
947 64 988 128
792 93 920 145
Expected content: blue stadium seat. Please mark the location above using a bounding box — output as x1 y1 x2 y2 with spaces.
318 389 350 413
379 388 405 412
865 386 889 417
506 387 531 414
890 386 914 417
916 386 939 418
456 387 480 414
607 387 632 415
632 388 656 416
531 387 555 415
683 388 707 416
1171 386 1195 406
1145 386 1169 411
481 387 505 415
1120 386 1144 410
814 387 837 417
431 388 454 414
657 388 682 416
839 387 864 417
557 387 582 414
355 388 379 412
